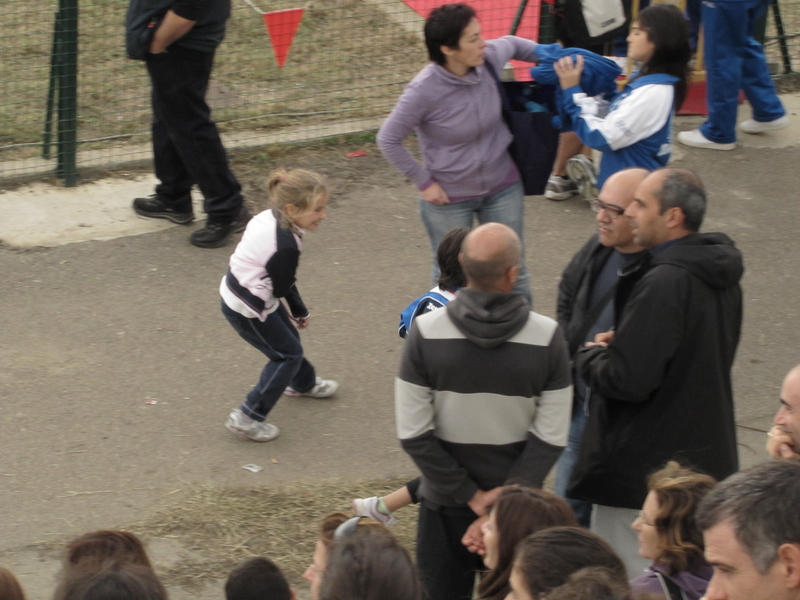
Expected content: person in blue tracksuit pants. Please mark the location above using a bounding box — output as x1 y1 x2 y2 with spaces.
678 0 787 150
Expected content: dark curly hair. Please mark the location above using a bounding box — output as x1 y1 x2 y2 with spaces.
424 3 477 66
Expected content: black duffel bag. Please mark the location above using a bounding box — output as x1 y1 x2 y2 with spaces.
485 61 559 196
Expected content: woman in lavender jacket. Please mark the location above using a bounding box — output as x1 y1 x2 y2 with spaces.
377 3 539 306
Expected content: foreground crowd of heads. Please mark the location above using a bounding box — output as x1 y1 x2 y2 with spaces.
2 460 798 600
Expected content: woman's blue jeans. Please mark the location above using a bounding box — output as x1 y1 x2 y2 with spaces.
418 180 533 306
222 301 316 421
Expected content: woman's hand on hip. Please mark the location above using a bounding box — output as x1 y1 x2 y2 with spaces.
421 182 450 205
554 54 584 90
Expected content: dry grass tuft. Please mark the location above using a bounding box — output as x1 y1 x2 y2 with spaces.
130 477 418 588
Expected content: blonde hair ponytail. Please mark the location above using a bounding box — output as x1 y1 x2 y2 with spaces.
267 169 329 229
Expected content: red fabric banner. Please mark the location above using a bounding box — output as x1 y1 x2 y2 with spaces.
263 8 305 68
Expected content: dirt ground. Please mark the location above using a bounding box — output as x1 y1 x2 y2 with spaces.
1 108 799 599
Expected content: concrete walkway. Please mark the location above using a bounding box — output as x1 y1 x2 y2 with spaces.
1 96 798 599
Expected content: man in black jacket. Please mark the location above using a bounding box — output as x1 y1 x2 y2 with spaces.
554 168 648 528
570 168 743 576
126 0 250 248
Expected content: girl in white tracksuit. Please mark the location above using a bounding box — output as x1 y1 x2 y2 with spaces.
555 4 692 189
220 169 338 442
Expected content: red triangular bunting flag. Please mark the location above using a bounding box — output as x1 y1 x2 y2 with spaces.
263 8 304 68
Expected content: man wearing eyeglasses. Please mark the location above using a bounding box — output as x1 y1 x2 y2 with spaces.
553 167 648 534
568 168 744 577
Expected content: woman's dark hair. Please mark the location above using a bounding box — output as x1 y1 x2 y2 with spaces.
225 556 292 600
65 531 152 572
319 527 424 600
647 461 717 575
0 566 26 600
512 527 627 599
424 3 476 66
436 227 470 291
635 4 692 111
54 561 167 600
477 487 578 599
545 567 635 600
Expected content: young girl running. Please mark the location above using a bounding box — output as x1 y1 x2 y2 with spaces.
554 4 691 201
221 169 338 442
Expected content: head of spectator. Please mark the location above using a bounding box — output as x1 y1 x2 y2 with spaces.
225 557 294 600
625 168 706 249
317 525 424 600
696 460 800 600
768 364 800 461
53 561 167 600
459 223 521 293
635 4 692 109
0 566 26 600
509 527 628 599
545 567 635 600
64 531 152 573
478 487 578 599
632 461 717 574
592 168 649 253
303 513 388 600
437 227 470 292
425 3 485 77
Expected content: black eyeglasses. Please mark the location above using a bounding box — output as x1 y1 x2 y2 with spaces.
590 199 627 219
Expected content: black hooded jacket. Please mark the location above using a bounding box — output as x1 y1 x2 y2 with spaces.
568 232 743 509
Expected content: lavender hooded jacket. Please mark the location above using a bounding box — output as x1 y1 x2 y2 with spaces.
630 563 713 600
377 36 539 199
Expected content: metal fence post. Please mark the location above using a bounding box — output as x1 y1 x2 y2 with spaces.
43 11 62 161
771 0 794 74
538 0 556 44
57 0 79 186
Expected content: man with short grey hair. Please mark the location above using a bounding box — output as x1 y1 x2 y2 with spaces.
396 222 572 600
567 168 744 576
696 460 800 600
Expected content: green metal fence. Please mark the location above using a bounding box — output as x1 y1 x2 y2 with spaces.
0 0 797 185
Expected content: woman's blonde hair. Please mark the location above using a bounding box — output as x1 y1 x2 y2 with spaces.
267 169 329 229
648 461 717 575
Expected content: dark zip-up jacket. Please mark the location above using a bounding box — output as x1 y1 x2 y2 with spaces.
568 232 743 508
557 234 615 358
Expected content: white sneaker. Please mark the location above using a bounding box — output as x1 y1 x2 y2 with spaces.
544 175 579 201
739 115 789 134
565 155 598 202
226 408 280 442
285 376 339 398
677 129 736 151
352 496 397 526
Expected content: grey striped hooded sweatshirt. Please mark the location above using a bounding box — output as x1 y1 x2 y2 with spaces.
395 288 573 508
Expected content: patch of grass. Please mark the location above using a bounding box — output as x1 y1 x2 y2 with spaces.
129 478 417 588
0 0 426 166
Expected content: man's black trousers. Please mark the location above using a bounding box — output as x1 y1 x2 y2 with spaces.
417 501 484 600
145 45 242 220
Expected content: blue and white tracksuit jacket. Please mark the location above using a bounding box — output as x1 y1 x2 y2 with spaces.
398 286 457 338
560 73 678 188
